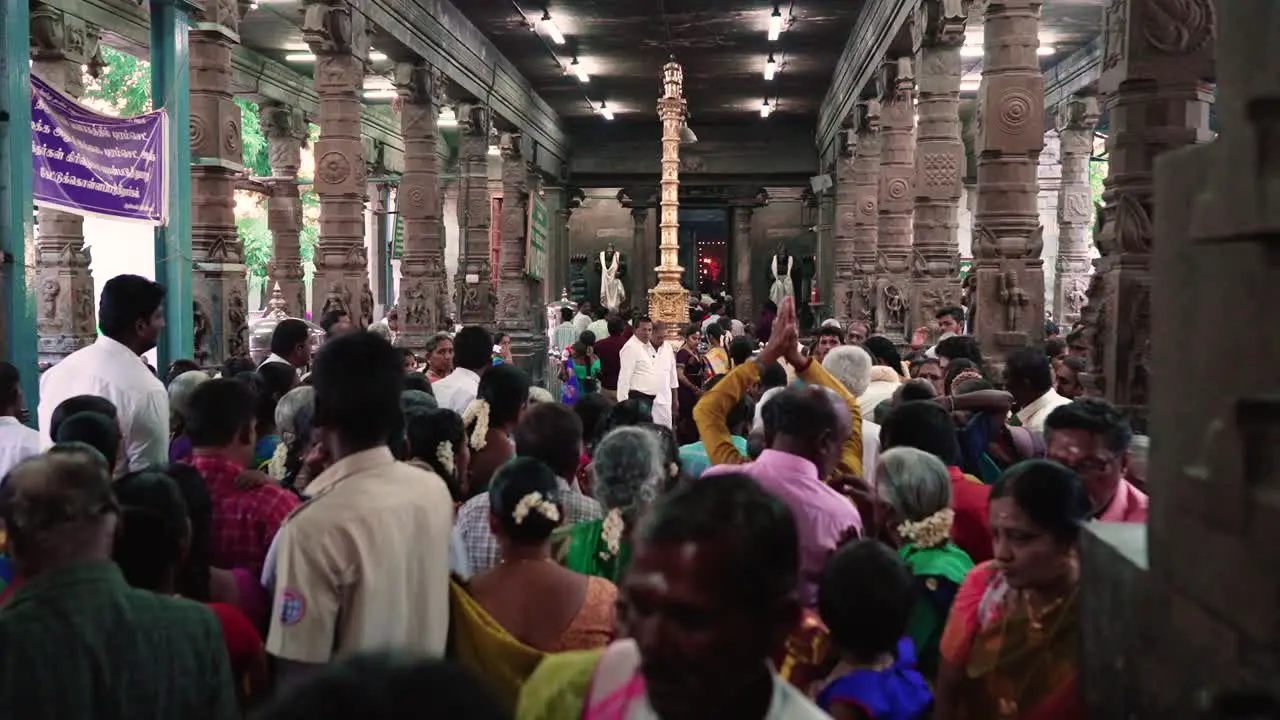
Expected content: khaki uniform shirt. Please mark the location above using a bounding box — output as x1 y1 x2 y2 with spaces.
266 447 454 663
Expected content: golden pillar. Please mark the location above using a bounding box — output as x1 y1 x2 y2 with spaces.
648 59 690 342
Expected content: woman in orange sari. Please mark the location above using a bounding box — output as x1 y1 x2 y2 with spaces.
935 459 1091 720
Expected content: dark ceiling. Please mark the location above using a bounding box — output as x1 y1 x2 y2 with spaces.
452 0 865 126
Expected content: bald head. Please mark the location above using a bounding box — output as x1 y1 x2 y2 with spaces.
0 451 120 575
765 385 852 478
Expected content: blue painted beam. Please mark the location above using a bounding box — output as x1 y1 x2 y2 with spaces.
150 0 196 373
1 0 38 419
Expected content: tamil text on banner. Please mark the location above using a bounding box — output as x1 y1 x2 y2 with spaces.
525 191 548 282
30 73 167 225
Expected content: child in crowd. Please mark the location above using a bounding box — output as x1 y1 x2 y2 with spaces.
816 539 933 720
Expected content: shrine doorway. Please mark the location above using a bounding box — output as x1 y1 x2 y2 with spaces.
678 208 729 301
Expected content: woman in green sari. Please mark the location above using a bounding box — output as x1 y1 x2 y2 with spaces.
556 426 665 583
875 446 975 680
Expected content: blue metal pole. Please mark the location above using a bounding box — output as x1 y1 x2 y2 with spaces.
150 0 195 372
1 0 39 421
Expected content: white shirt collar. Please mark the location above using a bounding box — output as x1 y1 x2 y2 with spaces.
1017 387 1065 424
261 353 294 368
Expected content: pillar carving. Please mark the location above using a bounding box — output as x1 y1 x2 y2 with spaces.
850 100 883 330
496 133 538 371
30 4 100 366
456 103 495 326
1053 96 1099 328
304 0 372 329
1079 0 1214 428
911 0 968 337
260 102 307 319
832 128 856 330
971 0 1047 366
731 205 754 318
875 56 917 344
649 60 690 342
392 62 446 353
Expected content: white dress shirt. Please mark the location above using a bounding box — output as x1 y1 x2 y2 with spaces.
1016 387 1073 432
572 312 592 337
38 336 168 473
861 419 881 487
433 367 482 413
586 318 609 344
0 416 42 482
259 353 293 369
617 336 678 428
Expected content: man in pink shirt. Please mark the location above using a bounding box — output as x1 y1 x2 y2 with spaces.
703 384 860 607
1044 397 1148 523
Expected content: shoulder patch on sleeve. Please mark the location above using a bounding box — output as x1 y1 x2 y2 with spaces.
279 589 306 626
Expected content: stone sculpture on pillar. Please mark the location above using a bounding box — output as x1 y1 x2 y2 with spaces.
496 132 539 370
304 0 372 328
875 54 918 345
850 99 883 329
971 0 1047 365
260 101 308 319
30 4 100 366
1053 95 1099 328
910 0 968 337
393 62 446 353
1079 0 1214 427
456 102 495 326
833 128 857 330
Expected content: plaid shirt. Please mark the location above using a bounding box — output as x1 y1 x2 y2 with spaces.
192 455 299 577
455 476 602 575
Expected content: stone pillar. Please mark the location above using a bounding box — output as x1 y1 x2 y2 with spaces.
1053 96 1098 328
392 63 445 354
731 204 755 317
630 206 650 307
30 4 99 366
817 192 835 311
832 129 856 329
1080 0 1214 428
260 102 308 318
850 99 883 329
875 57 917 345
543 185 567 300
910 0 968 338
304 0 372 329
497 132 539 373
971 0 1046 368
1037 130 1062 315
455 103 495 326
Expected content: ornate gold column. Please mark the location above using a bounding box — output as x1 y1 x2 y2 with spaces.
850 99 882 329
649 59 689 341
456 103 495 326
875 56 917 344
1052 95 1098 327
30 4 100 366
260 102 307 318
972 0 1046 365
911 0 968 335
304 0 372 328
393 62 446 352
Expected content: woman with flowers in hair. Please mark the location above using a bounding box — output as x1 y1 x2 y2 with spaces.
404 407 469 504
875 446 975 680
461 364 531 498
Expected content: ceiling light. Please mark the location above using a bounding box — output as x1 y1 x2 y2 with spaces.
540 11 566 45
680 121 698 145
363 89 396 99
960 46 983 57
760 98 772 118
369 51 387 61
284 53 316 62
764 52 777 81
1037 46 1055 56
439 108 458 127
570 57 589 83
767 6 783 41
598 101 613 120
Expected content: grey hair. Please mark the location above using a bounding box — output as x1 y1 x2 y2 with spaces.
368 324 392 341
875 446 952 522
528 386 554 405
426 332 452 353
753 386 787 431
823 344 873 397
274 385 316 442
168 370 210 420
591 426 664 513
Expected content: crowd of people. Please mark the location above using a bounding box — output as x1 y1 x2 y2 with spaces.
0 273 1153 719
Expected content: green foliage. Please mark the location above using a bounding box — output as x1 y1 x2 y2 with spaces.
238 98 271 177
83 47 152 116
1088 158 1109 240
239 213 273 279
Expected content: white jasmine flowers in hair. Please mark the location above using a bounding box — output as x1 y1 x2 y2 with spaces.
897 507 955 549
512 491 561 525
436 441 455 476
599 508 625 560
461 399 490 451
267 442 289 481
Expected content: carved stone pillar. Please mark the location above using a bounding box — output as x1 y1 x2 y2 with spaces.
456 104 495 326
1080 0 1214 428
971 0 1046 367
260 102 307 318
497 133 538 372
817 192 835 311
1053 96 1099 327
304 0 372 329
910 0 968 338
832 130 857 329
850 99 883 329
1037 131 1062 314
731 204 754 317
392 62 445 354
875 57 917 345
30 4 99 366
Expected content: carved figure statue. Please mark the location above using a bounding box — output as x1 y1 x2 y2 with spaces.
75 285 94 333
597 244 626 311
227 291 248 358
1065 278 1089 316
403 283 427 326
193 300 211 362
434 285 452 331
883 284 906 329
321 282 350 317
769 245 796 306
856 278 875 325
998 271 1029 332
40 278 60 321
359 282 374 327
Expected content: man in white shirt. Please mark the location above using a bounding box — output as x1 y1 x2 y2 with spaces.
260 318 312 370
38 274 169 473
0 362 41 481
433 325 492 413
572 301 593 337
585 309 610 345
617 317 678 428
1007 346 1072 432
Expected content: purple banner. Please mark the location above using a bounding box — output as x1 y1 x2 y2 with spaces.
30 73 167 225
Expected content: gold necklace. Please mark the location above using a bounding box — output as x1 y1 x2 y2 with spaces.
992 585 1079 720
